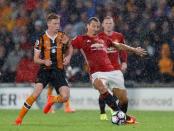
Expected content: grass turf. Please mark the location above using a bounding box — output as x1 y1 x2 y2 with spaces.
0 110 174 131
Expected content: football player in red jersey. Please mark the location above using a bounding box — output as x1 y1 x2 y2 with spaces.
71 17 146 124
98 16 136 124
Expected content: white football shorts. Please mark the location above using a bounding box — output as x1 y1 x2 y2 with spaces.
91 70 125 90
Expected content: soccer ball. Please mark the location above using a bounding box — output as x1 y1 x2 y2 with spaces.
111 111 126 125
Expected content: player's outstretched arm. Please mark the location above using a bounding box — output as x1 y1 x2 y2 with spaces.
112 42 147 57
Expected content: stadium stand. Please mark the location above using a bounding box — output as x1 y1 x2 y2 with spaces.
0 0 174 83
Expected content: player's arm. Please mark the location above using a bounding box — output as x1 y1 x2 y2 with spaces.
62 34 73 65
112 41 147 56
34 49 52 66
34 40 52 66
63 43 73 65
119 36 128 72
66 43 73 58
120 51 128 72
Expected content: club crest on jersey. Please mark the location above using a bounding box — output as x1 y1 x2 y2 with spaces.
51 48 56 53
47 46 57 53
107 47 117 53
85 39 91 44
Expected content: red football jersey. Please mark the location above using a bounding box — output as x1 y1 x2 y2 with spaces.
98 32 127 70
71 35 115 74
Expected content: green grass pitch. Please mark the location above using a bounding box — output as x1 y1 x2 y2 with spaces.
0 110 174 131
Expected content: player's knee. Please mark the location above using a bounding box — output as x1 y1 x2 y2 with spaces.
93 79 107 94
99 87 108 94
119 95 128 105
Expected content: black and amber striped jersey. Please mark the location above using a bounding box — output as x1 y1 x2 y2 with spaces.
34 31 69 69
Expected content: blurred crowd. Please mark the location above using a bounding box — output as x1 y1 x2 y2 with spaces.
0 0 174 83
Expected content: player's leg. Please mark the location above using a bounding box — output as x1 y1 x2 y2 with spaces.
112 88 136 124
90 75 107 120
112 88 128 113
108 70 129 113
64 99 75 113
47 84 53 96
98 94 108 120
47 83 75 113
99 94 106 114
59 85 70 102
15 68 49 125
109 70 136 123
15 83 44 125
43 85 69 113
47 84 55 113
93 78 120 112
43 69 70 113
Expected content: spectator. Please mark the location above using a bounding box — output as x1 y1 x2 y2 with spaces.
30 20 44 43
158 43 174 82
16 49 39 83
25 0 37 12
1 44 24 82
71 11 87 37
1 0 174 83
0 44 6 69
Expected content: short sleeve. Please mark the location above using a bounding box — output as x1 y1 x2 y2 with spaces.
71 36 83 49
34 38 42 51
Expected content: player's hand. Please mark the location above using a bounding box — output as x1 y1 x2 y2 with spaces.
134 47 147 57
121 62 127 73
44 60 52 66
63 56 71 65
